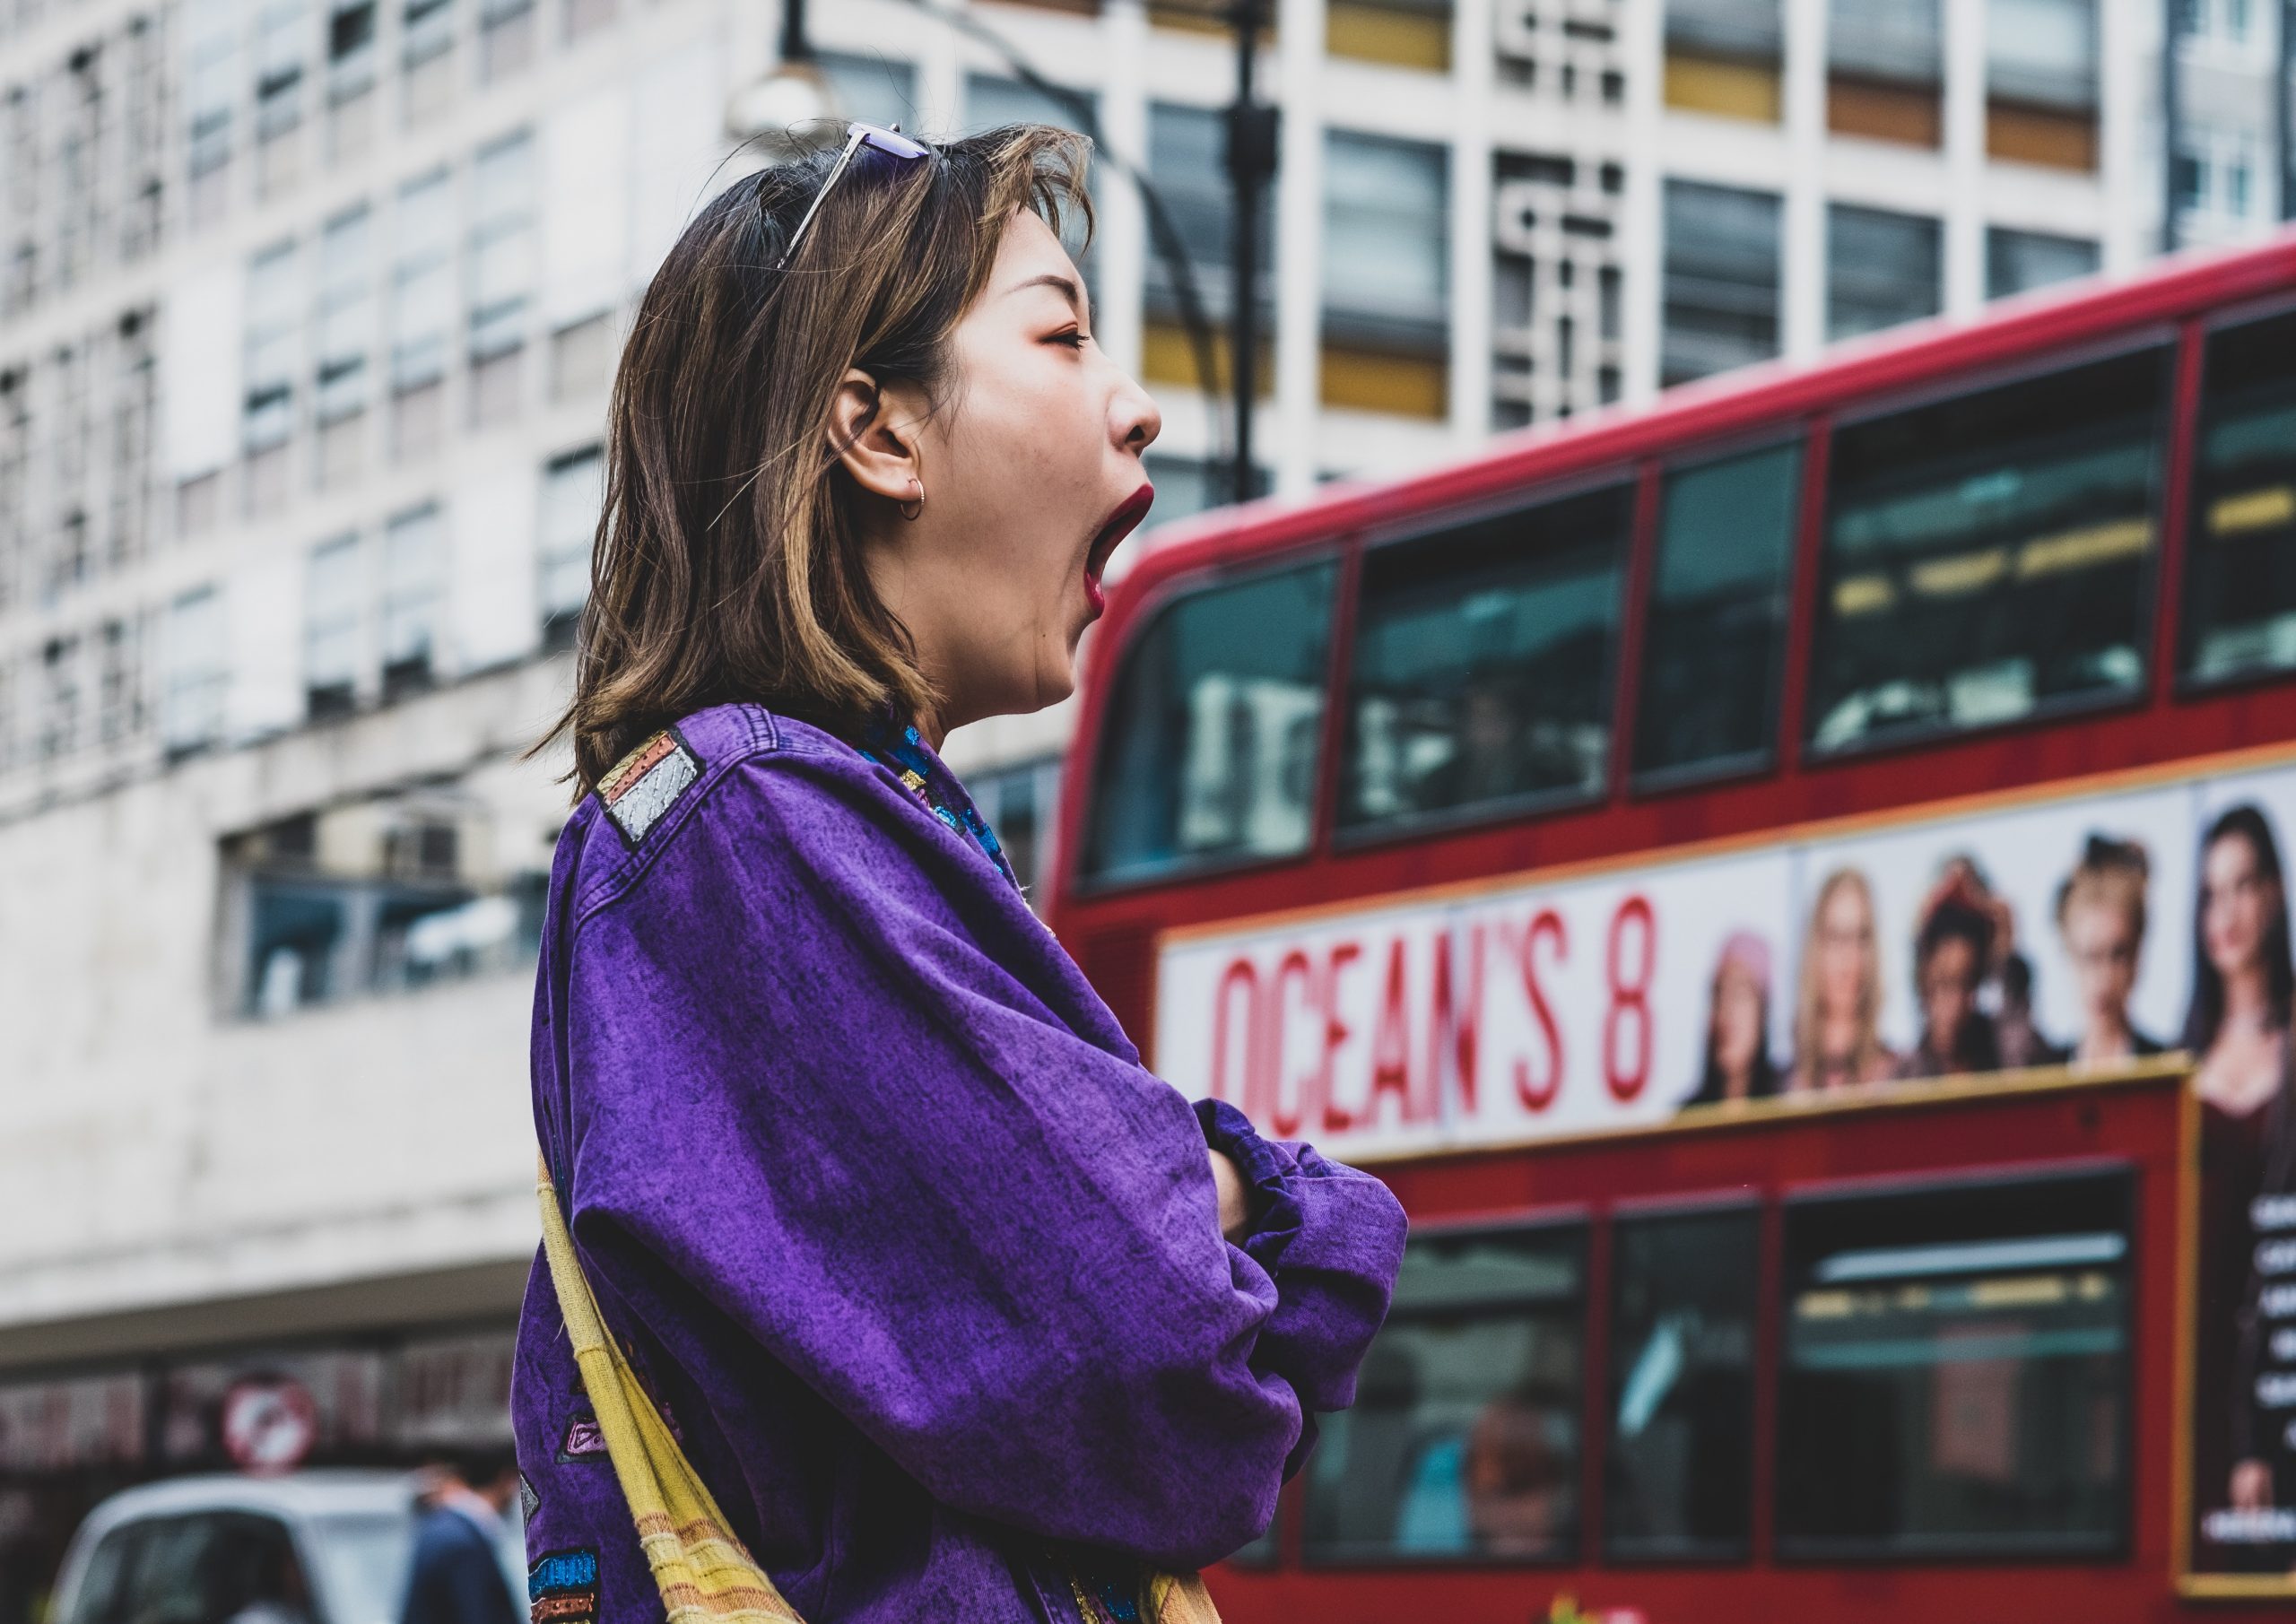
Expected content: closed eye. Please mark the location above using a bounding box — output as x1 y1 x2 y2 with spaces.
1046 327 1090 350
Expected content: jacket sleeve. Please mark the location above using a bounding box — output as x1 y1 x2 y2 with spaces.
560 752 1405 1570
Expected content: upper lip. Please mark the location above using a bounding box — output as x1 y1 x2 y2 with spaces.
1086 482 1154 581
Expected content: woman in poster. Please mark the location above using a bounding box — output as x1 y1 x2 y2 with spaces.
1687 932 1779 1106
1787 868 1898 1091
2182 805 2296 1524
1895 899 2002 1080
2055 835 2162 1070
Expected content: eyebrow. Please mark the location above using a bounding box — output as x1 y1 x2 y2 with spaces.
1007 272 1088 322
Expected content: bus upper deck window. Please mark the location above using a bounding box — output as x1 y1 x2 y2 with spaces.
1341 482 1631 834
1078 558 1338 887
1807 345 2169 752
2184 306 2296 684
1776 1170 2132 1559
1633 441 1800 785
1302 1221 1588 1566
1605 1205 1759 1562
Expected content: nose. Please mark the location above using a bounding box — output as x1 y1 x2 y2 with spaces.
1111 367 1161 456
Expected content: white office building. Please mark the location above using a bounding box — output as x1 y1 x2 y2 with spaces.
0 0 2283 1611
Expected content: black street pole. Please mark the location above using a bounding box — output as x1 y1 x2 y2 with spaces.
781 0 809 64
1226 0 1276 506
2161 0 2181 254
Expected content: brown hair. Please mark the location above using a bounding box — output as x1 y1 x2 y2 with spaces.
533 125 1092 797
1792 866 1887 1089
2057 833 2150 939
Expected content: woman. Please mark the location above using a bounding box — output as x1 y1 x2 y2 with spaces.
1786 868 1898 1091
1894 899 2001 1081
1687 932 1779 1106
2055 834 2161 1070
2187 806 2296 1520
510 126 1407 1624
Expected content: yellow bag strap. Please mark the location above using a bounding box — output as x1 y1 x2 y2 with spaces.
536 1154 1222 1624
536 1155 804 1624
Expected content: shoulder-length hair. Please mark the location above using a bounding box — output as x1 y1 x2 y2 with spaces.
533 125 1092 797
1794 866 1886 1085
2183 803 2296 1051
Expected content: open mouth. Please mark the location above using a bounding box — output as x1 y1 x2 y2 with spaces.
1083 482 1154 614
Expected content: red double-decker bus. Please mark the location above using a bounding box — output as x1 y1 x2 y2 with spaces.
1048 233 2296 1620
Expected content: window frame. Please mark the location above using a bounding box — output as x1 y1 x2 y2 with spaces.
1067 543 1347 899
1297 1205 1595 1571
1770 1159 2139 1565
2171 290 2296 700
1798 327 2180 766
1330 467 1639 853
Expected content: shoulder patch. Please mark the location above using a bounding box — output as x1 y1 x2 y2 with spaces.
596 727 701 847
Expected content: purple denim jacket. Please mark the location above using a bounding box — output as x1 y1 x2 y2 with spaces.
509 703 1407 1624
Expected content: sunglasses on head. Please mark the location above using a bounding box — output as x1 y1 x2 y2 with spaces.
777 121 933 272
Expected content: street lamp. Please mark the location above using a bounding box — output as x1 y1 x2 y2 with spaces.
725 0 834 157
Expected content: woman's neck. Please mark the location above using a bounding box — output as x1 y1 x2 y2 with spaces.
2225 966 2274 1027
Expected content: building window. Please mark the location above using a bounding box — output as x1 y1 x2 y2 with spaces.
1987 0 2100 170
1664 0 1782 122
96 617 137 744
244 240 300 453
1828 0 1941 146
1082 558 1337 886
467 130 535 420
1303 1221 1589 1561
227 790 550 1018
1660 179 1779 386
390 169 453 456
1327 0 1453 72
381 504 442 698
477 0 535 79
1827 204 1940 340
1776 1172 2130 1556
1985 227 2098 299
185 0 241 221
305 531 361 717
253 0 309 143
2172 127 2259 225
817 51 918 131
402 0 456 120
163 585 227 754
2182 306 2296 683
314 206 371 424
1342 482 1631 832
1490 150 1626 428
1322 131 1448 417
39 635 81 760
326 0 377 99
1807 345 2168 751
964 76 1099 281
1144 102 1274 395
538 446 601 649
1139 452 1270 528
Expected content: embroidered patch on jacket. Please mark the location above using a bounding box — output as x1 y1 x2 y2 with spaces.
556 1413 607 1462
527 1549 599 1624
517 1472 540 1522
596 727 700 846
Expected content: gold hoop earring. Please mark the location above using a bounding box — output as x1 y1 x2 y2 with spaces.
897 480 923 523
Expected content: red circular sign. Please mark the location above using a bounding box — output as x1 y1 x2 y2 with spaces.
221 1377 317 1475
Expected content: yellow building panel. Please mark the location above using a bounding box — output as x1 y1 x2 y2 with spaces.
1319 343 1448 417
1664 50 1782 124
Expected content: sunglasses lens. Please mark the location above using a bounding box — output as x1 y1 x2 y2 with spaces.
855 126 931 161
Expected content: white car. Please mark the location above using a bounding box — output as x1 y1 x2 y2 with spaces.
49 1471 525 1624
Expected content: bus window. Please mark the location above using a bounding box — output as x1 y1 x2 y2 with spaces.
2184 306 2296 684
1079 558 1337 886
1633 442 1801 784
1776 1170 2131 1558
1604 1205 1759 1562
1302 1221 1587 1565
1806 346 2169 751
1341 482 1631 833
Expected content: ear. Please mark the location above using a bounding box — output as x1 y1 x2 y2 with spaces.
829 368 926 507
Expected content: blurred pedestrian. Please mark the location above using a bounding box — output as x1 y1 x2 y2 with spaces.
400 1449 519 1624
514 121 1406 1624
